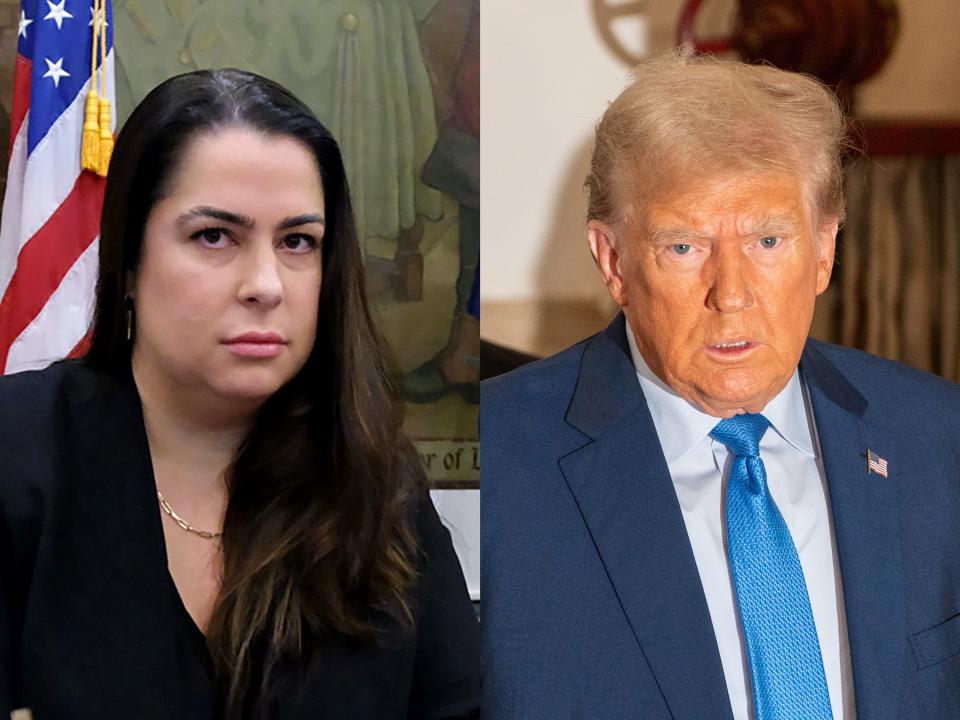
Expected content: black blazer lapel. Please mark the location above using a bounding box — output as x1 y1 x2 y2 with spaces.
62 364 212 660
801 343 906 720
560 315 733 720
67 365 163 542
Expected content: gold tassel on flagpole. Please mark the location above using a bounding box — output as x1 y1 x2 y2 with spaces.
97 98 113 176
81 89 100 171
96 0 113 176
80 0 101 172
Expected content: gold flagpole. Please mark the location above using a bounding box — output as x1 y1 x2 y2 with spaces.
96 1 113 176
80 0 101 172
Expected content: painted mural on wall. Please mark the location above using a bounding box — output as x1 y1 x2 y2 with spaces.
0 0 479 485
114 0 442 260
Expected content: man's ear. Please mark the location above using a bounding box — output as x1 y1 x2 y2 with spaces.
815 218 838 296
587 219 629 306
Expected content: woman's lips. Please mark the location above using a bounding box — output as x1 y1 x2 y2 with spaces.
225 342 285 358
223 333 287 358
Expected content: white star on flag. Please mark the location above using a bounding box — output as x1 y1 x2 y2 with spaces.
18 9 33 39
42 57 70 87
89 5 108 27
43 0 74 30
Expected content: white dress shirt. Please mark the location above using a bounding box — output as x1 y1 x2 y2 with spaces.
626 329 856 720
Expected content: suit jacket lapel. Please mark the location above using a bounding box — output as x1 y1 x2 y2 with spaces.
801 343 905 720
65 364 212 660
560 315 733 720
70 365 163 540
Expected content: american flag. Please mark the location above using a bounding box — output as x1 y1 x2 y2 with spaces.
0 0 114 375
867 449 888 478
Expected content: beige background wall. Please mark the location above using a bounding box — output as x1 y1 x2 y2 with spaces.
481 0 960 357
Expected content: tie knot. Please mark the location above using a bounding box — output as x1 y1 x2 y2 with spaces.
710 413 770 457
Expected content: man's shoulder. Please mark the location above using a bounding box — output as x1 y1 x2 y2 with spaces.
807 339 960 412
481 337 592 418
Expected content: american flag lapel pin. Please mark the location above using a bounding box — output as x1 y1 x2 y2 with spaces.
866 449 889 478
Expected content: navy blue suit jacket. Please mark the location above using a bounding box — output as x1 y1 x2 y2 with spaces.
482 313 960 719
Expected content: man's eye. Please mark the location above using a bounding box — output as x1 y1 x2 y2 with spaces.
671 244 692 255
760 236 780 249
281 234 319 253
192 228 230 248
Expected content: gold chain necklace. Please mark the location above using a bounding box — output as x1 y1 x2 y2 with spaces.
156 490 223 540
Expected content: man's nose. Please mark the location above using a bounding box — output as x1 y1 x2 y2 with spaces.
706 244 754 313
238 240 283 308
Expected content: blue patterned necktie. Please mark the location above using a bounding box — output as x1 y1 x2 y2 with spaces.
710 413 833 720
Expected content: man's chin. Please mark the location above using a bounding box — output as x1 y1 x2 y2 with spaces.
684 383 781 418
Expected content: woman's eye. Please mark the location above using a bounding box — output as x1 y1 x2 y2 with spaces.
281 234 318 253
670 243 692 255
192 228 231 248
760 236 780 249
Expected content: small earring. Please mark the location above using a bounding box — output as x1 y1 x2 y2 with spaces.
125 304 133 342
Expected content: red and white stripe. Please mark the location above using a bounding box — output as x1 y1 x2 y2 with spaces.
0 49 115 374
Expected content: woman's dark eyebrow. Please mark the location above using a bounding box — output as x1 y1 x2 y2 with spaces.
177 206 255 228
176 207 324 231
278 214 325 230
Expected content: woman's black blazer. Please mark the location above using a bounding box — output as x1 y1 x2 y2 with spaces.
0 361 480 719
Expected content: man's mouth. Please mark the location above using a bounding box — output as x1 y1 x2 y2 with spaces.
706 340 758 357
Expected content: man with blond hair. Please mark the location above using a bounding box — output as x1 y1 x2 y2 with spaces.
482 51 960 719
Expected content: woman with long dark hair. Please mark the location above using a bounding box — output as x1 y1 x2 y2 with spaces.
0 69 479 719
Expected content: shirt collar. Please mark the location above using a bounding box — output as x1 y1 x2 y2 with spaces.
626 323 815 462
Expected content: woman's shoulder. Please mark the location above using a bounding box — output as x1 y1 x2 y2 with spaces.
0 362 107 555
0 357 105 393
0 360 107 427
0 361 71 428
0 360 128 489
408 487 476 615
404 489 481 717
